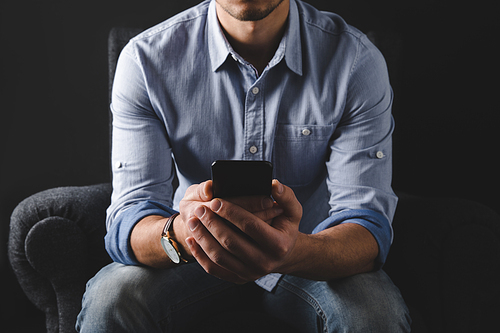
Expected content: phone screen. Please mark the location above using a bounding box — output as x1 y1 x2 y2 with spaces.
211 160 273 198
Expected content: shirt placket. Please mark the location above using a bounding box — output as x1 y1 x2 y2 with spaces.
243 77 265 160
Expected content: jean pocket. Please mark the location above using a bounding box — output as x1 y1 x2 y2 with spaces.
273 124 335 187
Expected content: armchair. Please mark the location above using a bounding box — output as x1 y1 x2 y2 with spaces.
9 6 500 333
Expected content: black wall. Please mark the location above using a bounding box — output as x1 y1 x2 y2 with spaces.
1 0 498 330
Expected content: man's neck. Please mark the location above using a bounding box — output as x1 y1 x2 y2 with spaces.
215 0 290 75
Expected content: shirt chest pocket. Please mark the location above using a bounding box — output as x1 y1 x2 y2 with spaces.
272 124 335 187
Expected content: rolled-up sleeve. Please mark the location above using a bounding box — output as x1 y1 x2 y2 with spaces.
322 34 398 268
312 209 393 269
105 201 177 265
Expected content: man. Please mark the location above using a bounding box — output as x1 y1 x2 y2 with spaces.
76 0 411 331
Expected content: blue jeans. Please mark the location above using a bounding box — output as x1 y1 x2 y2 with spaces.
76 262 411 332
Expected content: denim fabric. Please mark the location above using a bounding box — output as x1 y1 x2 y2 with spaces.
76 262 410 333
105 0 397 289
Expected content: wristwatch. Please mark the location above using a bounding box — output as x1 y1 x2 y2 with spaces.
160 213 189 264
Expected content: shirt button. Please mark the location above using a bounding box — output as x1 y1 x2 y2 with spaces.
301 128 311 136
249 146 258 154
115 161 123 169
376 151 385 159
251 87 260 95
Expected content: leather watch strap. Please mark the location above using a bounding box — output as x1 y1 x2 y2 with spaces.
161 213 190 264
162 212 180 237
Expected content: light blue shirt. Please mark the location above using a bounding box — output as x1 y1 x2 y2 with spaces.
105 0 397 291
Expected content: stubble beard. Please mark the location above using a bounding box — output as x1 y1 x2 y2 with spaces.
216 0 286 22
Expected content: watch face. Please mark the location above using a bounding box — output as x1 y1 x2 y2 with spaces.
161 236 180 264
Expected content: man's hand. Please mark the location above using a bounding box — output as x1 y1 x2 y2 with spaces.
184 179 303 284
174 180 284 259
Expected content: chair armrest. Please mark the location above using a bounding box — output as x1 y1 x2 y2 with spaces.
386 191 500 332
8 183 112 333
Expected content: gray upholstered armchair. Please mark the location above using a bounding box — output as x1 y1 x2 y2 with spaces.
9 7 500 333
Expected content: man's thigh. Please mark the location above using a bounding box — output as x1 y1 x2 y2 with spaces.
260 270 411 333
76 262 251 333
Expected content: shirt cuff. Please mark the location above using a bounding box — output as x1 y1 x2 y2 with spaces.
105 201 178 265
255 273 283 292
311 209 393 269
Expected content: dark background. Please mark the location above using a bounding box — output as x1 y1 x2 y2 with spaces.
1 0 498 331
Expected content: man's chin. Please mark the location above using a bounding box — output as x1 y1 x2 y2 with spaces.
217 0 286 22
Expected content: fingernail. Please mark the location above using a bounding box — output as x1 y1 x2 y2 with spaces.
202 182 212 200
211 199 222 212
187 218 199 231
262 197 274 209
194 206 205 219
276 181 284 194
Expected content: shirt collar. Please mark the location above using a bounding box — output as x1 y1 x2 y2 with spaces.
207 0 302 76
284 0 302 75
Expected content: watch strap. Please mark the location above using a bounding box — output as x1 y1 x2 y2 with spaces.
161 213 189 264
162 212 180 237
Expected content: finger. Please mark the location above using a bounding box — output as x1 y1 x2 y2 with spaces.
182 180 213 202
196 206 272 278
209 198 279 246
207 199 294 271
271 180 302 223
248 203 283 224
224 195 275 213
179 181 214 220
189 208 261 280
185 236 248 284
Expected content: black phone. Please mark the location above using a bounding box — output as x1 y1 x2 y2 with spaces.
211 160 273 198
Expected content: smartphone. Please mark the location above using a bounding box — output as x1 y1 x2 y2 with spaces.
211 160 273 198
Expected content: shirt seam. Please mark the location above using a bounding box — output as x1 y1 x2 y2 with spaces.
130 8 208 43
127 42 156 118
299 8 362 41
